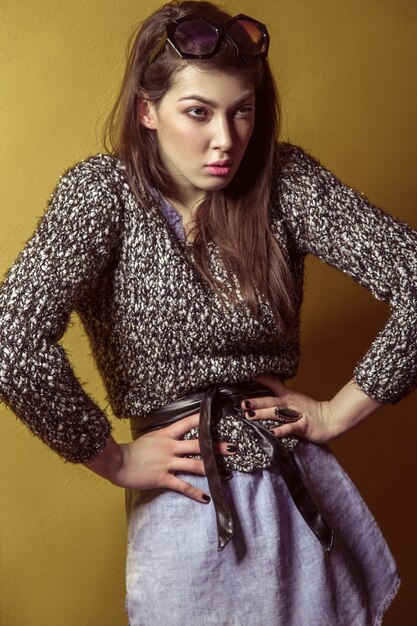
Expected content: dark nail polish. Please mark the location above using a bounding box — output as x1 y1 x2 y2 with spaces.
221 469 232 480
244 400 252 409
227 444 237 453
202 494 211 503
247 410 256 418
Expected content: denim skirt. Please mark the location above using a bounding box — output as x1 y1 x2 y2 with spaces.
124 440 399 626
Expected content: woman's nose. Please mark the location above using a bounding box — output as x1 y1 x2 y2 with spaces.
212 117 233 152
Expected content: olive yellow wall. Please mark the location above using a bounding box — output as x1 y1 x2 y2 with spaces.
1 1 416 625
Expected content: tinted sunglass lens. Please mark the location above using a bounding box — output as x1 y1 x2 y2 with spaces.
228 19 267 55
174 19 218 56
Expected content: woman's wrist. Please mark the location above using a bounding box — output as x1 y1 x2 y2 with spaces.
327 378 383 436
83 435 125 485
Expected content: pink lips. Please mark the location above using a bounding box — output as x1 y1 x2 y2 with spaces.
206 161 232 176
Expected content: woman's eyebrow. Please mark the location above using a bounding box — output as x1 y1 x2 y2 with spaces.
178 91 255 107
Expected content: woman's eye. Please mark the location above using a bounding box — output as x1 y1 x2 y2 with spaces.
186 107 208 119
236 105 255 117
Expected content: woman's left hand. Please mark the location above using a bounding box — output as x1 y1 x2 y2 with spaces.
240 374 344 444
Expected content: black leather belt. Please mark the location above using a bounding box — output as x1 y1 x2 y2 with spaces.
130 381 334 553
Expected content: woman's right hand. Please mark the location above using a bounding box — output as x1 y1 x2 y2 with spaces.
84 413 235 504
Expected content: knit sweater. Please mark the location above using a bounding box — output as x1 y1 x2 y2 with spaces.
1 144 416 463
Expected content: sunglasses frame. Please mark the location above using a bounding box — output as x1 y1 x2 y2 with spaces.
147 14 269 67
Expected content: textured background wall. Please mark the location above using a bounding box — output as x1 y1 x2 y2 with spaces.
0 1 416 625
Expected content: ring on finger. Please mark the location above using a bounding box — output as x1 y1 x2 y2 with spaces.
273 406 302 423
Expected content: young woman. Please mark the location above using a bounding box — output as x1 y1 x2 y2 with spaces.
0 1 415 624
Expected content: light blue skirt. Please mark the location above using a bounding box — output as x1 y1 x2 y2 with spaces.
125 442 399 626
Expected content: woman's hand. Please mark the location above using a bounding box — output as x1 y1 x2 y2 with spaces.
84 413 236 504
241 373 383 444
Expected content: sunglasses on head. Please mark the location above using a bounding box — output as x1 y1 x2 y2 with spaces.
147 14 270 67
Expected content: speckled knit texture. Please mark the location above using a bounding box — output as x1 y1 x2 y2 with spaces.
0 143 416 463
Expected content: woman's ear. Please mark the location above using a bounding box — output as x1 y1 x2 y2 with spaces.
138 98 158 129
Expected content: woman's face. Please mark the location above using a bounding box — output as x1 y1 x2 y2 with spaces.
140 66 256 207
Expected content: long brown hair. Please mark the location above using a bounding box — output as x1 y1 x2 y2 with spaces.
104 0 296 336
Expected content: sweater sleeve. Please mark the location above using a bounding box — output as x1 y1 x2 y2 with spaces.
276 143 417 404
0 158 121 462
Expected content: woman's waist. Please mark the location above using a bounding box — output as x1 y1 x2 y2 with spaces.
128 380 333 553
111 355 298 417
129 380 272 438
129 381 296 474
